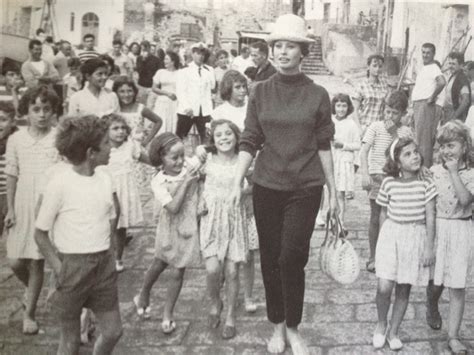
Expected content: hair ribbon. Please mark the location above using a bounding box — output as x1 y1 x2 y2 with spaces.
389 138 399 161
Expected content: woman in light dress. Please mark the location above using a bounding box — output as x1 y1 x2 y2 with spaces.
152 51 180 134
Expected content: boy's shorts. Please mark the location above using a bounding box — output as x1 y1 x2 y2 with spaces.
49 250 118 321
368 174 386 200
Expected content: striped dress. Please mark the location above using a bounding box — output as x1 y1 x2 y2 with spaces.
374 176 437 286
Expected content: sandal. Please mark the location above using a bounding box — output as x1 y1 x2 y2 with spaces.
161 320 176 335
222 325 236 339
448 338 468 355
133 295 151 319
22 318 39 335
387 336 403 351
207 301 223 329
426 307 442 330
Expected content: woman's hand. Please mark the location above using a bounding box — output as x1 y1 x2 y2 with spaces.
445 158 459 174
4 210 15 229
167 93 177 101
361 173 372 190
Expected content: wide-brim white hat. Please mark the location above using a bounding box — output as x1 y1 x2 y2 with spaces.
266 14 314 44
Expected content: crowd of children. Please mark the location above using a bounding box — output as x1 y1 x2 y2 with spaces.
0 45 473 355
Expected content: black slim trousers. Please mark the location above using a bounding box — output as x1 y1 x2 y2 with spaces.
176 113 209 143
253 183 323 327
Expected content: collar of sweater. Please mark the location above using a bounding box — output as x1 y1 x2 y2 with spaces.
274 71 311 86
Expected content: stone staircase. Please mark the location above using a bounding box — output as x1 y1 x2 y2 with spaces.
301 36 332 76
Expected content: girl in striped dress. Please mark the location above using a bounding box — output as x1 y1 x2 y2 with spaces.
426 121 474 354
372 137 437 351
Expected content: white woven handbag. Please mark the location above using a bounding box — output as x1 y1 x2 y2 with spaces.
320 216 360 284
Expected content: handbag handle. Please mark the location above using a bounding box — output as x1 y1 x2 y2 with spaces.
321 212 337 246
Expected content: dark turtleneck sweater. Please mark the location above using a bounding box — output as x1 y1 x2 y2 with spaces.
240 72 334 191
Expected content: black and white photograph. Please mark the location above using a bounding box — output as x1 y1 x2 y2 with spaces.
0 0 473 354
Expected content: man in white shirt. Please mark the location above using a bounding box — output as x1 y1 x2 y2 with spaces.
411 43 446 167
176 42 216 142
53 40 73 79
21 39 60 88
231 47 254 74
109 39 133 78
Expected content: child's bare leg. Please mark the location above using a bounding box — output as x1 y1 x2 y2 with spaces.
8 258 29 287
57 318 81 355
368 200 381 264
242 251 256 309
375 278 394 334
93 308 123 355
388 283 411 339
426 280 443 328
163 268 185 322
205 256 223 314
137 258 168 307
224 260 239 327
25 260 44 320
115 228 126 262
448 288 466 339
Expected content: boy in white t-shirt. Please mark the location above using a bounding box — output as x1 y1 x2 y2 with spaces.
35 115 123 354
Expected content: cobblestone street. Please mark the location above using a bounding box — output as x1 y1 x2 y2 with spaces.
1 171 473 355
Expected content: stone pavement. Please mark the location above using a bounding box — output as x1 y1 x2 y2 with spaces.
1 173 473 355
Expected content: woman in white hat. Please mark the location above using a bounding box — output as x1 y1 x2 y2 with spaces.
230 14 338 355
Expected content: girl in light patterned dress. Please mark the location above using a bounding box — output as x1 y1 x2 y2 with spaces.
373 137 437 351
200 119 250 340
134 132 201 335
112 76 163 190
426 121 474 354
104 114 151 272
5 86 60 335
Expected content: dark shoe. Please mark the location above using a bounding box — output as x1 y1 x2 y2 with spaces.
222 325 236 339
426 307 442 330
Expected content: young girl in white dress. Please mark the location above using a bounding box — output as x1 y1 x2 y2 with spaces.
200 119 251 339
105 114 150 272
6 86 60 334
134 132 201 335
331 93 360 229
426 121 474 354
373 137 437 351
113 76 163 189
152 51 179 133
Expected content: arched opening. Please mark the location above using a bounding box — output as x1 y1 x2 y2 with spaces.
81 12 99 45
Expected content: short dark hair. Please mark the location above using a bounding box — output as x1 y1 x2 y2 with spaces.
385 90 408 113
0 101 16 119
67 57 81 69
230 49 238 57
331 93 354 117
148 132 182 167
35 28 44 36
112 76 139 103
99 54 115 71
18 85 59 116
45 36 54 44
367 54 384 66
208 119 241 155
80 58 108 78
422 43 436 54
383 137 423 177
216 49 229 59
447 51 464 65
129 42 141 55
56 115 108 165
83 33 95 41
1 61 20 76
250 41 269 57
112 39 123 47
220 70 248 101
244 66 257 80
165 50 180 70
240 47 249 55
28 39 42 50
140 40 151 50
